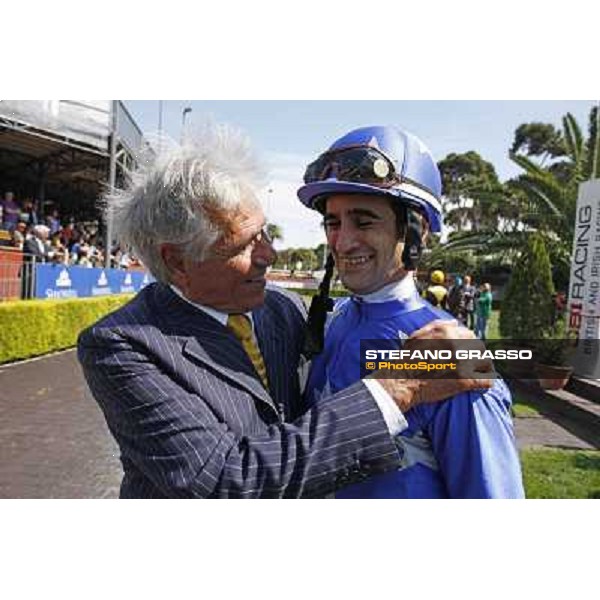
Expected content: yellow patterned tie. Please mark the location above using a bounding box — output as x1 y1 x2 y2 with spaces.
227 314 270 391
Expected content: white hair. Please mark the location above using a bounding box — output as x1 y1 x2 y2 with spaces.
33 224 50 237
104 122 265 283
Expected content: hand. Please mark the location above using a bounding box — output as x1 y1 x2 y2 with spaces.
409 318 479 343
406 319 494 380
368 319 493 412
374 376 492 413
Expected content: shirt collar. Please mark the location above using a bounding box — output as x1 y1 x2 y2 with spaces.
355 274 417 303
168 284 253 327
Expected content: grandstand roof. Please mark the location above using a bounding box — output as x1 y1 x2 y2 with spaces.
0 101 143 215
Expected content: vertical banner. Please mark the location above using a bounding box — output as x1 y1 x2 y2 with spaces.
567 179 600 378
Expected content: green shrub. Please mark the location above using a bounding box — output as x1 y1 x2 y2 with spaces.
499 232 555 340
0 295 133 364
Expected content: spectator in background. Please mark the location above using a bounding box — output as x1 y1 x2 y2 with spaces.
447 274 467 323
110 247 120 269
93 247 105 268
87 220 99 240
86 235 100 264
77 245 93 267
1 191 21 231
119 249 132 269
475 282 493 340
553 290 567 324
21 199 40 227
50 231 69 264
68 235 82 265
23 224 52 262
46 208 62 236
423 269 449 309
61 220 76 247
21 224 52 299
12 221 28 251
462 274 477 331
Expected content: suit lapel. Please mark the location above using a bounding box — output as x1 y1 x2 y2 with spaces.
253 301 289 410
182 337 277 412
153 284 279 416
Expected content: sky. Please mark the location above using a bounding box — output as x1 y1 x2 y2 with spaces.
124 100 596 250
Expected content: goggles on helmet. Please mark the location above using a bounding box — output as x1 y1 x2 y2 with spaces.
298 127 443 233
303 145 400 188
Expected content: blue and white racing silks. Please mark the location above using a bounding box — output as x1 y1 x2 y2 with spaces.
305 278 525 499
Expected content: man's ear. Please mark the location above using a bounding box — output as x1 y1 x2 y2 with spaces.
160 243 187 287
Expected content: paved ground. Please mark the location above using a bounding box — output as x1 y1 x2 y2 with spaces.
0 349 121 498
0 350 597 498
514 416 595 450
511 381 599 450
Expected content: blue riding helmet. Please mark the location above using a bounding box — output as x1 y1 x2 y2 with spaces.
297 125 443 232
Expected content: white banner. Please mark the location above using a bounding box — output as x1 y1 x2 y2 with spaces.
567 179 600 378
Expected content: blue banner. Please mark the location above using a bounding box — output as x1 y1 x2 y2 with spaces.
34 264 153 299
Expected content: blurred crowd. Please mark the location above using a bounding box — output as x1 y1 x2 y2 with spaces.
0 190 141 269
417 269 493 340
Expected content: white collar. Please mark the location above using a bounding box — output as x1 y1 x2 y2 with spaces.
169 284 253 327
355 274 417 303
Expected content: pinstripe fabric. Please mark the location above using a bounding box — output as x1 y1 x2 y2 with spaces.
227 315 270 391
77 282 402 498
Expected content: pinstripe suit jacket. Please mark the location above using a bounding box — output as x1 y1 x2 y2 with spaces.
78 282 401 498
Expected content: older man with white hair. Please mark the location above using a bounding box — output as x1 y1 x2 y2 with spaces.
21 224 52 298
23 224 52 261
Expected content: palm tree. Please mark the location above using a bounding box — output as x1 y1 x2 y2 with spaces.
442 105 600 286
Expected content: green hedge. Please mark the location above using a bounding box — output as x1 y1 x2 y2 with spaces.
0 287 347 364
0 295 133 364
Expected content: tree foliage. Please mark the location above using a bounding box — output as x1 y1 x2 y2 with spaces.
437 151 503 232
273 247 318 273
420 234 479 276
585 105 600 179
266 222 283 243
511 122 566 161
314 243 328 269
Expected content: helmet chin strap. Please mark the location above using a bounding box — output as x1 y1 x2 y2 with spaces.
302 253 335 359
401 208 423 271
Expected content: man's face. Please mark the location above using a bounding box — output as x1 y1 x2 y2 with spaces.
324 194 405 295
168 198 277 312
